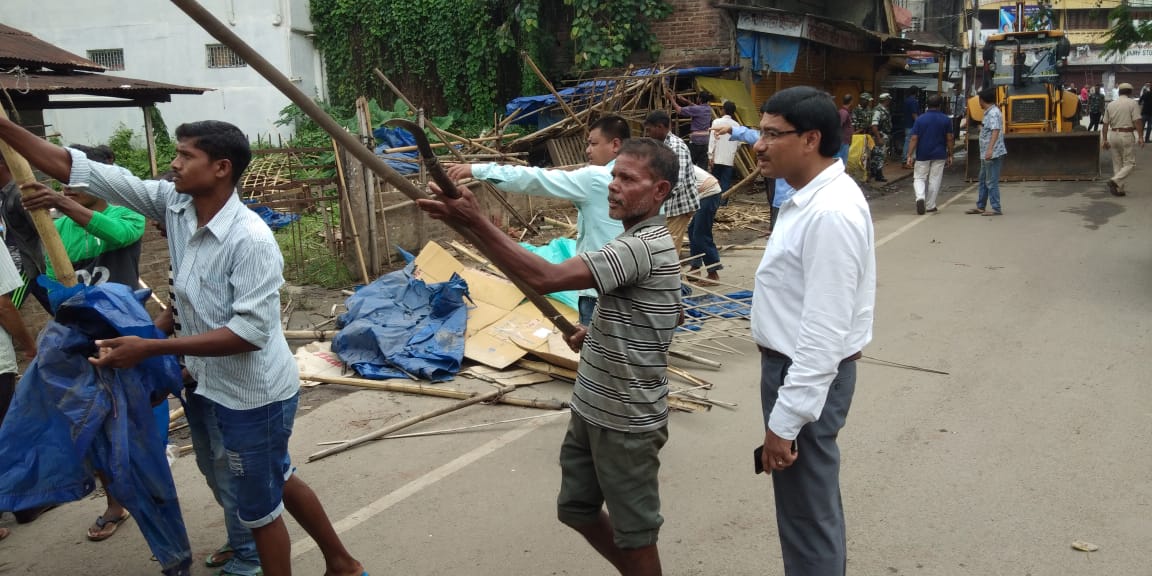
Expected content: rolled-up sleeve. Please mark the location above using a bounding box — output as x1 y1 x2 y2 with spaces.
225 239 282 348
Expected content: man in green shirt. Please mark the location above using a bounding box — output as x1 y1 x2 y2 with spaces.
22 145 145 288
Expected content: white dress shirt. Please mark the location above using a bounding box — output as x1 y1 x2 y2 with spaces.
709 115 741 166
752 160 875 440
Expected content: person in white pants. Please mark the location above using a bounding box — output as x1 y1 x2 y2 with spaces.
905 94 954 214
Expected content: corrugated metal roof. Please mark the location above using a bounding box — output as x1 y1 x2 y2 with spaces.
0 23 105 72
5 71 208 98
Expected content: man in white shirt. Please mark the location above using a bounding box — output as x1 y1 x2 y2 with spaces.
750 87 876 576
708 101 741 193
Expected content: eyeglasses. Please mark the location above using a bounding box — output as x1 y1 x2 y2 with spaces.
760 129 802 142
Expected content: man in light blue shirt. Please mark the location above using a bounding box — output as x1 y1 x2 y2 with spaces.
447 115 630 325
712 124 796 232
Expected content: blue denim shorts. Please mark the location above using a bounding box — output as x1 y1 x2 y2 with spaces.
214 393 299 529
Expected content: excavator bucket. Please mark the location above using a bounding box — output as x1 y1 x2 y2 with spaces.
966 132 1101 181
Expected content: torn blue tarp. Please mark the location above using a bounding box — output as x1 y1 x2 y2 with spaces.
519 237 580 311
679 290 753 332
0 283 191 573
505 67 739 129
738 32 800 75
243 199 299 231
373 125 420 175
332 262 470 381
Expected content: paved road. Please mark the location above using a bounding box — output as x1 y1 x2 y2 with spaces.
3 159 1150 575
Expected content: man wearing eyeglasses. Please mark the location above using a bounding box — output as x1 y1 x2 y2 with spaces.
750 87 876 576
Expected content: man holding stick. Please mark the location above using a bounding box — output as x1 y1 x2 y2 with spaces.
0 117 366 576
419 138 682 576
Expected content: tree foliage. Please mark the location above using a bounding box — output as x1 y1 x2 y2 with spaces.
1099 1 1152 56
309 0 672 116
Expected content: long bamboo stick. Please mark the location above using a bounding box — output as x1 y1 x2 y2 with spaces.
169 0 576 339
0 108 76 287
299 373 566 411
332 139 371 286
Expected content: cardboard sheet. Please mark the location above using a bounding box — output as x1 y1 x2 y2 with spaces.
412 241 579 370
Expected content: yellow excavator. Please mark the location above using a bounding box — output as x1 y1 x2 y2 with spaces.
966 29 1099 181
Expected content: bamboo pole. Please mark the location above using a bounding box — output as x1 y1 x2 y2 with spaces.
521 51 585 130
298 373 566 411
308 376 556 461
170 0 576 339
0 108 76 287
332 139 371 286
721 170 761 200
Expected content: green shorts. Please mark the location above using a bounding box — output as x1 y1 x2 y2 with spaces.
556 412 669 549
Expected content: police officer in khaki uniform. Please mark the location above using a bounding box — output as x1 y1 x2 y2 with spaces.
1102 82 1145 196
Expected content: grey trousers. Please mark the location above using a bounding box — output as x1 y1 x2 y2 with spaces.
760 352 857 576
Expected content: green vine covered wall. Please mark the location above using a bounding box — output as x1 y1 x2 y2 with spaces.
309 0 672 119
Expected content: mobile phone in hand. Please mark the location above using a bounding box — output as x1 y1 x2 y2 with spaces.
754 445 766 475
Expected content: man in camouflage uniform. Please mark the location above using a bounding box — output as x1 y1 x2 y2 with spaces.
1087 83 1106 131
870 93 893 182
852 92 874 134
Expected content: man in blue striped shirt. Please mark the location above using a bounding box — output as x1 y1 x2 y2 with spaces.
420 138 682 576
0 118 366 576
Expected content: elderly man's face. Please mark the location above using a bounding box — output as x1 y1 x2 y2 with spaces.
607 153 667 224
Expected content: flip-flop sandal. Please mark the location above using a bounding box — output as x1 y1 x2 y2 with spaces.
87 511 131 541
205 544 236 568
965 208 984 215
981 211 1003 216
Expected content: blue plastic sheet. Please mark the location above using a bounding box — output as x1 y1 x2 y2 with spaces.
679 289 753 332
243 200 300 231
519 237 580 310
332 262 470 381
0 282 191 572
373 125 420 175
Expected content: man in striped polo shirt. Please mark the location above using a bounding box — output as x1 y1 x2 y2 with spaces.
419 138 682 576
0 118 366 576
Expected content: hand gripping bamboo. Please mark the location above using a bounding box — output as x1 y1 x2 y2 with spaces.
0 107 76 287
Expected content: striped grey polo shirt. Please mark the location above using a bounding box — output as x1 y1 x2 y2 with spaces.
573 215 681 433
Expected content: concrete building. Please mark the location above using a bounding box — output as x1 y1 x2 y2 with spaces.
2 0 325 145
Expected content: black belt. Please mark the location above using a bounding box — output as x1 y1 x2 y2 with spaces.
1113 128 1135 132
759 346 862 363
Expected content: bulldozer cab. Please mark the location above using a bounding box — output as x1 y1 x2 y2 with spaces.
966 31 1100 181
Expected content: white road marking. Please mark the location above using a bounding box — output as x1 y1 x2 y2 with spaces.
876 183 976 248
291 416 550 557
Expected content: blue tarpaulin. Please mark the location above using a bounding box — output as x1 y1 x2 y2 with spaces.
505 67 739 130
0 283 191 573
679 290 753 332
373 125 420 175
519 237 580 311
332 262 470 381
738 32 800 75
244 200 300 231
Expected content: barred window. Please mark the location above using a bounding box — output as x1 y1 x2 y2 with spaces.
87 49 124 71
206 44 247 68
1065 10 1109 30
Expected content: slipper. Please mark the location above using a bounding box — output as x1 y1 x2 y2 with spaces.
981 211 1003 216
965 208 984 215
205 543 235 568
87 511 131 541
